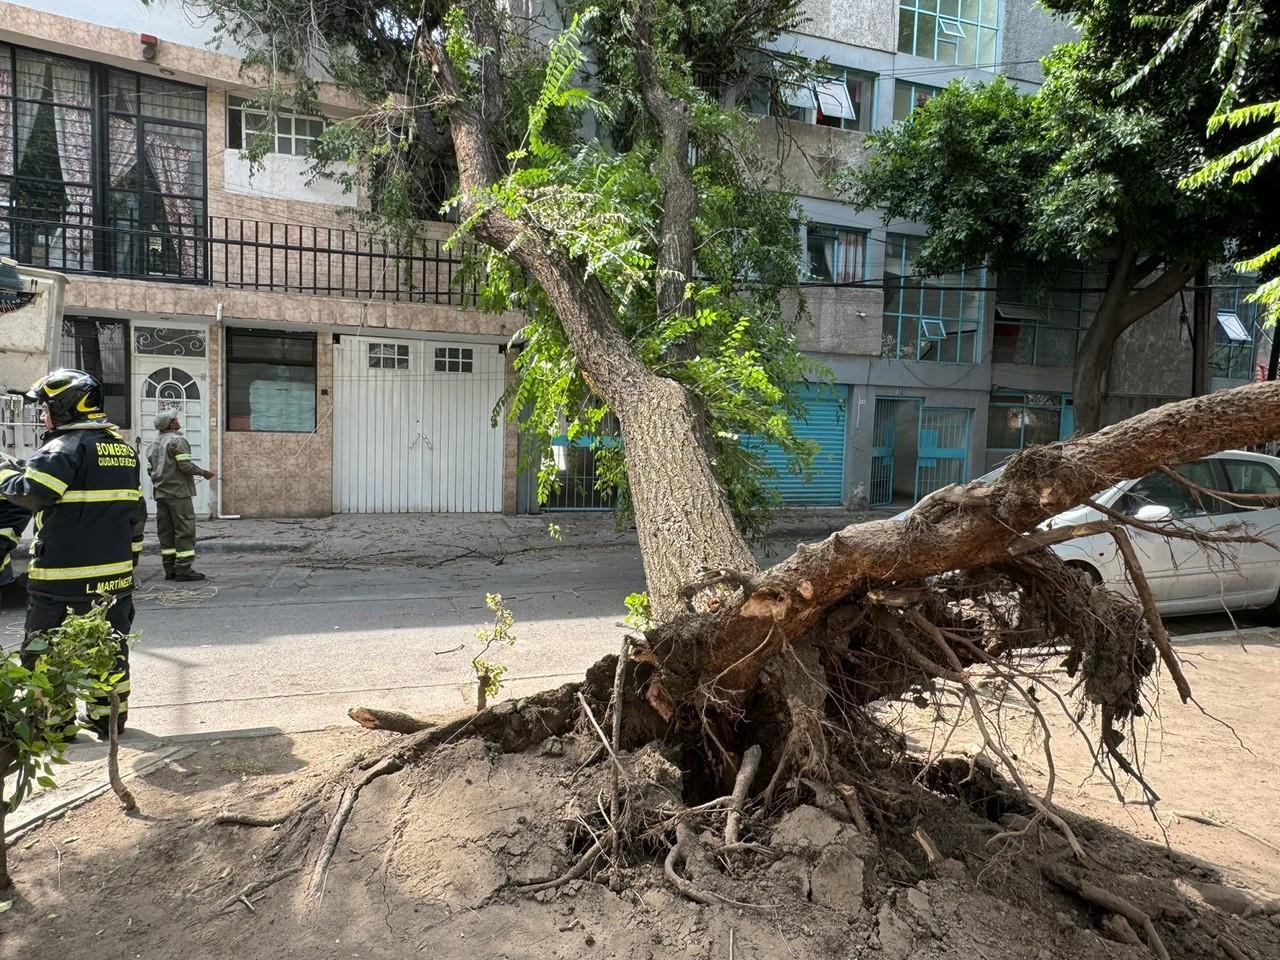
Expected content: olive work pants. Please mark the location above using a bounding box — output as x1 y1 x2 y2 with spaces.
156 497 197 575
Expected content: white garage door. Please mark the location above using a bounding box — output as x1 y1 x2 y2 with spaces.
332 335 505 512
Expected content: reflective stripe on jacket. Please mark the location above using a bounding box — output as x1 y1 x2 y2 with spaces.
147 431 202 499
0 421 143 598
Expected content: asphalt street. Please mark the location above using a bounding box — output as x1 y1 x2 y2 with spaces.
0 543 646 740
0 533 1270 743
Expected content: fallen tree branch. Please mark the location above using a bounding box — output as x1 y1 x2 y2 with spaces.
347 706 435 734
1172 810 1280 855
1084 497 1267 547
1044 863 1170 960
1103 525 1192 703
724 744 761 846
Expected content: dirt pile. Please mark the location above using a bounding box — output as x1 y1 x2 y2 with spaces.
3 719 1277 960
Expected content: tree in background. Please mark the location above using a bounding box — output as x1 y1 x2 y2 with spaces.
1125 0 1280 315
838 0 1278 433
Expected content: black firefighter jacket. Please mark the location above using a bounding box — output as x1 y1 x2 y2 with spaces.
0 421 145 599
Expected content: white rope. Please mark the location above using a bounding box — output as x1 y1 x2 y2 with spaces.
132 584 219 607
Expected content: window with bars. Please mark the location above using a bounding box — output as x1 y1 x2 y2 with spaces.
881 233 984 364
227 96 326 156
368 341 410 370
804 223 866 283
59 317 130 427
434 346 473 373
892 80 942 121
1212 284 1262 381
897 0 1000 68
986 391 1072 452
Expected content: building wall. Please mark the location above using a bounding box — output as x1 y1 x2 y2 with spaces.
1001 0 1080 85
219 331 334 517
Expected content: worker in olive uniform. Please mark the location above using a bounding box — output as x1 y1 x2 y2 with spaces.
147 412 214 581
0 369 145 738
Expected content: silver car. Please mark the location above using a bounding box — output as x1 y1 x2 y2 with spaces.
901 450 1280 620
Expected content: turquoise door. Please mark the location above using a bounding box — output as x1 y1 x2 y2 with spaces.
754 384 849 506
915 407 972 499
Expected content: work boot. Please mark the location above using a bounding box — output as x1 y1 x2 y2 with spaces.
164 571 176 581
174 570 207 582
77 712 125 741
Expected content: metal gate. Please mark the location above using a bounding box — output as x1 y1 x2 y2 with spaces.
915 407 971 499
870 397 920 507
758 384 848 505
332 335 505 512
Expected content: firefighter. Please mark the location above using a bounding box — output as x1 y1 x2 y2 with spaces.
0 368 145 739
147 412 214 581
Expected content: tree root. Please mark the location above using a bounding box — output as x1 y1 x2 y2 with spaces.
305 756 403 903
724 744 761 846
665 822 717 906
219 865 301 914
519 829 613 893
1045 863 1170 960
207 798 320 828
107 692 136 812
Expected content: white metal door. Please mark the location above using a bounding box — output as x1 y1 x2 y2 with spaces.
333 335 504 513
131 324 211 516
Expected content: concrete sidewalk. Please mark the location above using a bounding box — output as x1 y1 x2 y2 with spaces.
135 506 888 562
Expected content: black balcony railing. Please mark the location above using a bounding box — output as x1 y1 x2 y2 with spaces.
0 205 479 306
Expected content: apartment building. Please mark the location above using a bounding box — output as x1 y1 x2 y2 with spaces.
0 1 1264 519
739 0 1268 512
0 0 521 519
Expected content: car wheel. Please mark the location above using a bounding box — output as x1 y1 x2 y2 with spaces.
1065 561 1102 586
1260 586 1280 626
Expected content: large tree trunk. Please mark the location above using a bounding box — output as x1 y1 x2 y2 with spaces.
1072 248 1202 434
424 23 755 619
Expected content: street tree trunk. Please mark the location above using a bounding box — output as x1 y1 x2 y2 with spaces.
424 19 755 620
1071 246 1201 434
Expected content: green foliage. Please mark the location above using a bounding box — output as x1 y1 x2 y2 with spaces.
622 592 652 632
841 0 1275 294
472 592 517 705
453 4 819 539
1 601 127 812
1127 0 1280 311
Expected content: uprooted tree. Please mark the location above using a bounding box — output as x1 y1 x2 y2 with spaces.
189 0 1280 930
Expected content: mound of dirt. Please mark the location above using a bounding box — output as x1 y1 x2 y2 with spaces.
3 720 1277 960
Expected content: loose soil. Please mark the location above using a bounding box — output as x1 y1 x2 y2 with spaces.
1 633 1277 960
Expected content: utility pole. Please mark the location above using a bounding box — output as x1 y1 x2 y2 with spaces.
1191 266 1211 396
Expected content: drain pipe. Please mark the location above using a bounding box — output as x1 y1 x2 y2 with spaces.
213 303 240 520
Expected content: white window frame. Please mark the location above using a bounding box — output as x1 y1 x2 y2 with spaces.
228 95 328 156
434 346 474 373
368 341 410 370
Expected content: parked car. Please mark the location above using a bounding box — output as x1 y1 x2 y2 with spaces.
897 451 1280 620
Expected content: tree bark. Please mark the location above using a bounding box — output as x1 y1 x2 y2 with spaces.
667 380 1280 712
1072 250 1201 434
423 17 754 618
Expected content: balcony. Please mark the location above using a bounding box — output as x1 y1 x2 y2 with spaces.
0 206 478 307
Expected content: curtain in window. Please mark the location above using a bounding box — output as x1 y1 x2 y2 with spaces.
108 116 136 188
14 64 42 177
49 60 92 269
835 231 864 284
144 130 198 277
